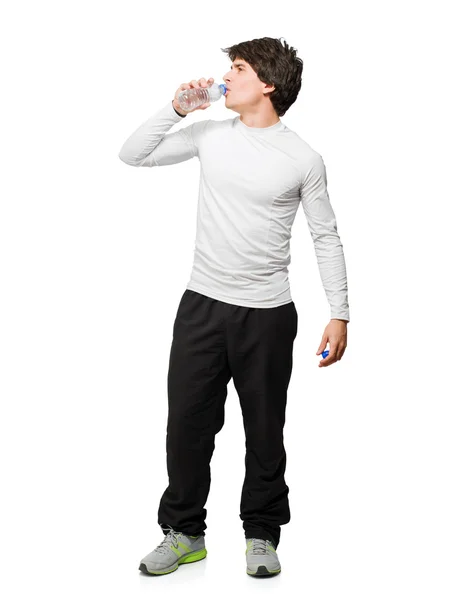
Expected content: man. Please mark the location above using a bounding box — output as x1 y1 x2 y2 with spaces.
119 36 350 578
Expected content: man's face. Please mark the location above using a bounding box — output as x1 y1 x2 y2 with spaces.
222 58 271 111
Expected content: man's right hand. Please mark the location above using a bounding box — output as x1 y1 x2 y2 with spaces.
173 77 215 115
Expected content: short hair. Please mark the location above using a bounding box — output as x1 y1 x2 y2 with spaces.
221 36 303 117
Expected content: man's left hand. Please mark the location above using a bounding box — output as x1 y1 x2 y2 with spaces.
316 319 348 368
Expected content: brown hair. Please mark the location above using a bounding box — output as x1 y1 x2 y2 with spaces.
221 36 303 117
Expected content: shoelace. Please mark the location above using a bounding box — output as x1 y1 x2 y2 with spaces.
154 527 183 554
249 538 271 554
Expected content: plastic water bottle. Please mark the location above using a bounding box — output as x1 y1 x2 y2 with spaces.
177 82 227 113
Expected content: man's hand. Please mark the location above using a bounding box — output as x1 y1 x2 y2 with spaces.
316 319 348 368
173 77 215 115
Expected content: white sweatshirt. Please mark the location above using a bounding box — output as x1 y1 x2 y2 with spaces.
119 101 350 322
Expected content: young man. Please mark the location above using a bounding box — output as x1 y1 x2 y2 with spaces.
119 37 350 578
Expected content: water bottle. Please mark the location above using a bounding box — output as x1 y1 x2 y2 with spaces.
177 83 227 113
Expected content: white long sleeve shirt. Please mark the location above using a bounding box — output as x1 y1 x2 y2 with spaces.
119 101 350 321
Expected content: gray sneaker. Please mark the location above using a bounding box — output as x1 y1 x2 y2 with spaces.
139 527 207 575
246 538 281 577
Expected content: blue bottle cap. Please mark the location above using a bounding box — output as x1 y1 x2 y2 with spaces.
321 350 329 359
218 84 227 95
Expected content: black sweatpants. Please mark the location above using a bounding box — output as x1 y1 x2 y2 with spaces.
157 289 298 549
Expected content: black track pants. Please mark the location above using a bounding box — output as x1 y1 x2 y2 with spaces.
157 289 298 549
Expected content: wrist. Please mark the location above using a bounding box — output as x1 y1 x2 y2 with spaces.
172 100 187 117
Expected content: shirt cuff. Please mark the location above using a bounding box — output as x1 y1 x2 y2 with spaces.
172 102 186 118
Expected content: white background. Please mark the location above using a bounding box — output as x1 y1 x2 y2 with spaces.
1 0 448 597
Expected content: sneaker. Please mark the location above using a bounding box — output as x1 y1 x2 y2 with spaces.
139 527 207 575
245 538 281 577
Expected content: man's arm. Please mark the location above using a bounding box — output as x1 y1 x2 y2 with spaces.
118 100 207 167
299 153 350 323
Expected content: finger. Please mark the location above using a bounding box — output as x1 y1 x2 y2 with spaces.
189 79 200 88
333 339 346 361
318 346 338 367
336 345 347 361
319 341 346 366
316 336 328 355
318 356 337 367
